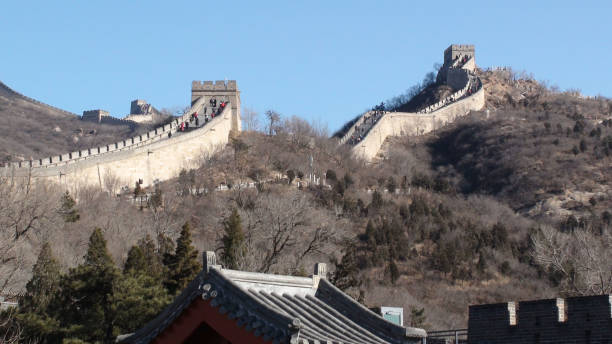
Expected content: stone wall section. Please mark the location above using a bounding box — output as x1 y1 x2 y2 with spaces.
340 45 483 161
468 295 612 344
2 105 231 189
1 82 240 189
351 86 484 160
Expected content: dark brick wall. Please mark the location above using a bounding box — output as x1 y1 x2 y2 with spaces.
468 295 612 344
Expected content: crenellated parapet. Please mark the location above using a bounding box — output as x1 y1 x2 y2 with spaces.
444 44 475 65
468 295 612 344
192 80 238 91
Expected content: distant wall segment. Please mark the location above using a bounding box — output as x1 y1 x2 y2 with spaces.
343 44 484 161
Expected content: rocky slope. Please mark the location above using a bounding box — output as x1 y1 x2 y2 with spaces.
0 81 154 163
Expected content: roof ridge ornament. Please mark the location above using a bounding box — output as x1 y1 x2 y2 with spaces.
312 262 327 288
204 251 221 273
314 262 327 279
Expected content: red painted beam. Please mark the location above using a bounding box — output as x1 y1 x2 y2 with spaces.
153 298 274 344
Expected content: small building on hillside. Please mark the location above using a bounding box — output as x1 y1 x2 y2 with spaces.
117 252 427 344
468 295 612 344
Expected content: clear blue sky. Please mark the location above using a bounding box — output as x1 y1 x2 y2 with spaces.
1 0 610 132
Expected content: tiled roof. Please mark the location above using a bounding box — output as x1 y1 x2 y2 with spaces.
117 253 426 344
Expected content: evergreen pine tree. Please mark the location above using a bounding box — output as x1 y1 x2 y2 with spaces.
477 251 487 274
331 242 362 291
388 260 400 284
410 307 427 327
370 190 383 210
164 222 201 295
17 243 62 342
59 191 80 222
124 246 146 274
134 181 142 197
365 220 377 252
114 237 172 336
148 187 163 210
387 176 397 194
21 243 61 311
221 208 245 269
54 228 120 343
112 272 172 334
139 235 166 280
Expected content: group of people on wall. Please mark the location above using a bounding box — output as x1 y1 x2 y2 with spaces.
347 102 386 145
176 98 228 133
169 98 228 138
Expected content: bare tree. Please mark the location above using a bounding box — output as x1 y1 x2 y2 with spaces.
282 115 315 148
532 225 612 295
102 169 122 197
229 191 340 274
242 107 260 132
265 110 281 136
0 176 61 294
0 308 23 344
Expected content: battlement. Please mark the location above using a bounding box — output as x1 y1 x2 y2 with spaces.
444 44 475 64
192 80 237 91
468 295 612 344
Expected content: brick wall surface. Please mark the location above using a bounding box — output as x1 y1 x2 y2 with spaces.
468 295 612 344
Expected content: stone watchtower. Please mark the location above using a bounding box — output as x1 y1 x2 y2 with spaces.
82 109 110 123
443 44 475 65
191 80 241 133
437 44 476 85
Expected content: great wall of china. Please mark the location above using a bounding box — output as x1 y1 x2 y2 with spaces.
339 44 485 161
1 80 241 190
1 45 483 189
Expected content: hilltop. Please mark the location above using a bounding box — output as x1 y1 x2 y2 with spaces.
0 81 160 163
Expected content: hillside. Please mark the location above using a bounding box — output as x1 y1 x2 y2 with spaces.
382 68 612 224
0 125 556 331
1 69 610 338
0 81 157 163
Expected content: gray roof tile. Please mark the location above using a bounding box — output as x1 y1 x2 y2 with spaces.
118 262 426 344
